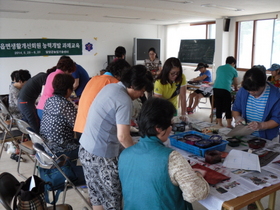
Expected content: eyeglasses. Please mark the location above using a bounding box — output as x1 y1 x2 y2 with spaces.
170 71 180 76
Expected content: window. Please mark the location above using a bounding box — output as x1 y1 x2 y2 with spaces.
166 21 216 59
236 19 280 69
190 22 216 39
208 24 216 39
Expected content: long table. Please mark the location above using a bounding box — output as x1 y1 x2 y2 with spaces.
168 128 280 210
222 183 280 210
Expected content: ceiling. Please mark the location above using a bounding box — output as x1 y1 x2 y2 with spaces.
0 0 279 25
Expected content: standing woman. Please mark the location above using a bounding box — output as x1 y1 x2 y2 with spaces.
154 57 187 121
213 56 238 128
144 47 162 78
36 56 76 118
18 67 56 134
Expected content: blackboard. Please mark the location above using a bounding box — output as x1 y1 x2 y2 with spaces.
135 38 160 60
178 39 215 64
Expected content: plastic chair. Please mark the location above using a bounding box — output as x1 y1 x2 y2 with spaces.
27 129 91 209
0 172 73 210
0 100 22 159
14 118 37 179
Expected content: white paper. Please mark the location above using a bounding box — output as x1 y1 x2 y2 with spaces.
29 175 36 191
223 149 261 172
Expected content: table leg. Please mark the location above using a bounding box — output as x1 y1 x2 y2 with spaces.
210 94 214 123
255 200 264 210
268 192 276 210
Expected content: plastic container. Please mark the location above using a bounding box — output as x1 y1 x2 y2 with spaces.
205 150 222 164
169 130 228 157
172 123 186 132
180 134 203 145
247 139 266 149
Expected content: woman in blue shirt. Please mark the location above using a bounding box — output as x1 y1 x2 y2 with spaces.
187 63 212 114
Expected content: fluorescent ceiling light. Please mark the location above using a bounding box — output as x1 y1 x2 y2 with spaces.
0 9 29 13
48 12 88 16
14 0 194 15
150 19 167 21
15 0 104 8
201 4 243 11
104 15 140 20
159 0 193 3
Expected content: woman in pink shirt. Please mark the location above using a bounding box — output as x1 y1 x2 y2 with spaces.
37 56 76 118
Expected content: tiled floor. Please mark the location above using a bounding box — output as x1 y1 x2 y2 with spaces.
1 101 280 210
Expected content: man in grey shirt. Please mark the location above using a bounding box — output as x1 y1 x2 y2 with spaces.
79 65 153 210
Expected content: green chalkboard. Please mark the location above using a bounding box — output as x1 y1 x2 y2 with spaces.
178 39 215 64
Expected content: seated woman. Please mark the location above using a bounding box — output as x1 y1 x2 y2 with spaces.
40 73 79 160
187 63 212 114
119 97 209 210
9 70 31 119
267 63 280 88
232 67 280 141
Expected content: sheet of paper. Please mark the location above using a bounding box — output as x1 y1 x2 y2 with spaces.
226 125 254 137
29 175 36 191
223 149 261 172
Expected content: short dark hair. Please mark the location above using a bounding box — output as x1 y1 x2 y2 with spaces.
242 67 267 91
138 97 176 137
115 46 126 58
10 70 19 81
121 65 153 92
157 57 183 85
56 55 76 73
12 70 31 83
52 74 75 96
226 56 236 65
18 70 31 82
106 59 131 79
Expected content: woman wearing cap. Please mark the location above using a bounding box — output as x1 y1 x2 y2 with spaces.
187 63 212 114
267 63 280 88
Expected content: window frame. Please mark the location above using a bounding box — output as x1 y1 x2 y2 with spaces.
235 18 277 71
190 21 216 39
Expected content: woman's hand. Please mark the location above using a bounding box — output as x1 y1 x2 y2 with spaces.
234 116 246 126
180 115 188 122
194 169 207 177
248 121 262 131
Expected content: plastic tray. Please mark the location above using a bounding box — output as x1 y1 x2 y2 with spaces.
169 130 228 157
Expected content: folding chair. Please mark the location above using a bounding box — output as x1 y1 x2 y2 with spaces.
0 172 73 210
14 118 37 179
27 129 91 209
0 100 22 159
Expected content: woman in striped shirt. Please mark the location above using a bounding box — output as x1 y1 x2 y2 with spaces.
232 67 280 140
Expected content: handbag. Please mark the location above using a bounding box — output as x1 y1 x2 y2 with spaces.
13 175 55 210
38 160 78 204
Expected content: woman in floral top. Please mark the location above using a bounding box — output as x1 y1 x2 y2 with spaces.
40 73 79 159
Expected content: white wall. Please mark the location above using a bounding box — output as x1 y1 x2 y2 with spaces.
166 18 242 83
0 18 164 94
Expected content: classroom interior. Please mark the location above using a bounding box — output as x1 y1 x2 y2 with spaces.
1 0 280 209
